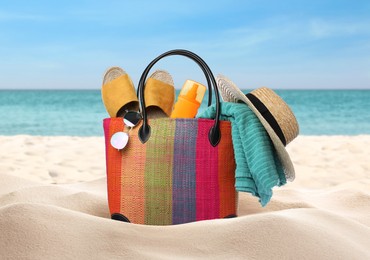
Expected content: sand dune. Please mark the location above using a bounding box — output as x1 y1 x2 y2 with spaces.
0 135 369 259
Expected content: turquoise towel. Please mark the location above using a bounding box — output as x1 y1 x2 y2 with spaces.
198 102 286 206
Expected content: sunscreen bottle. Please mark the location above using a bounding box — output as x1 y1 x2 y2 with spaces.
170 80 206 118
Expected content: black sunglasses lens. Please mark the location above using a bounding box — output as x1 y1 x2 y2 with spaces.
124 111 142 127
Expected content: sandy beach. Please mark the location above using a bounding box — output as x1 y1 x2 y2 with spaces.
1 135 369 259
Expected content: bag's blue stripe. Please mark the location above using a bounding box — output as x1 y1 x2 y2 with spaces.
172 119 198 224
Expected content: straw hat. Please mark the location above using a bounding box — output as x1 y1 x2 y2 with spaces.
216 75 299 181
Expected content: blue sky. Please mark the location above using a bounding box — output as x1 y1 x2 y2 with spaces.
0 0 369 89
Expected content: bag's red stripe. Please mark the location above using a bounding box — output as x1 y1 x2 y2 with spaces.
104 118 123 215
103 119 110 176
195 119 220 221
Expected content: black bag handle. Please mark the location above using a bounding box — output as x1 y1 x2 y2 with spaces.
137 49 221 147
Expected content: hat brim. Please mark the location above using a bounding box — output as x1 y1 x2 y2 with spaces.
217 75 295 181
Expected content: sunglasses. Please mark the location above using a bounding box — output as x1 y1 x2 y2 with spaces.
110 110 142 150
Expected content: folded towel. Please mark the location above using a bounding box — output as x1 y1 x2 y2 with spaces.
198 102 286 206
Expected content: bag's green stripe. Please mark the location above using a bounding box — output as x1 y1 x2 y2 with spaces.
144 119 176 225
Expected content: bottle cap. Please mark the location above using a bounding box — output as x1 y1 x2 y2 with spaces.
179 80 206 103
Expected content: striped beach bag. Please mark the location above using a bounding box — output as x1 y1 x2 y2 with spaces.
103 50 237 225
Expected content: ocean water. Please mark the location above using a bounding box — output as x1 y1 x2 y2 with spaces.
0 89 369 136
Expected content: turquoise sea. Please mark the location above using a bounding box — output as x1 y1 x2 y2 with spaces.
0 89 369 136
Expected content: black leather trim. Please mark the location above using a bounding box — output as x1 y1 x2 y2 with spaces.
224 214 237 218
111 213 131 223
138 123 151 144
209 125 221 147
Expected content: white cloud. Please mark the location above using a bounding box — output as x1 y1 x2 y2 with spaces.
309 18 370 38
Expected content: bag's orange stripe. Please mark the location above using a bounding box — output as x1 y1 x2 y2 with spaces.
218 121 237 218
105 118 124 215
120 124 146 224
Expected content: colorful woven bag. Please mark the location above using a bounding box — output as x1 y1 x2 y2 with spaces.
103 50 237 225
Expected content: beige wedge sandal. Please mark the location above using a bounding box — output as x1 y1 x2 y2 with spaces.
144 70 175 118
102 67 139 117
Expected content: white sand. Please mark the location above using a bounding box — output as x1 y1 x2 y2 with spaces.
0 135 369 259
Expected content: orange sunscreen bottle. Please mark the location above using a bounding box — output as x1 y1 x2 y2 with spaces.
170 80 206 118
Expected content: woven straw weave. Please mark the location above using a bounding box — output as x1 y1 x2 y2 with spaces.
104 118 237 225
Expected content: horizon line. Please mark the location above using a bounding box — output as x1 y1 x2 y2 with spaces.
0 88 369 91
